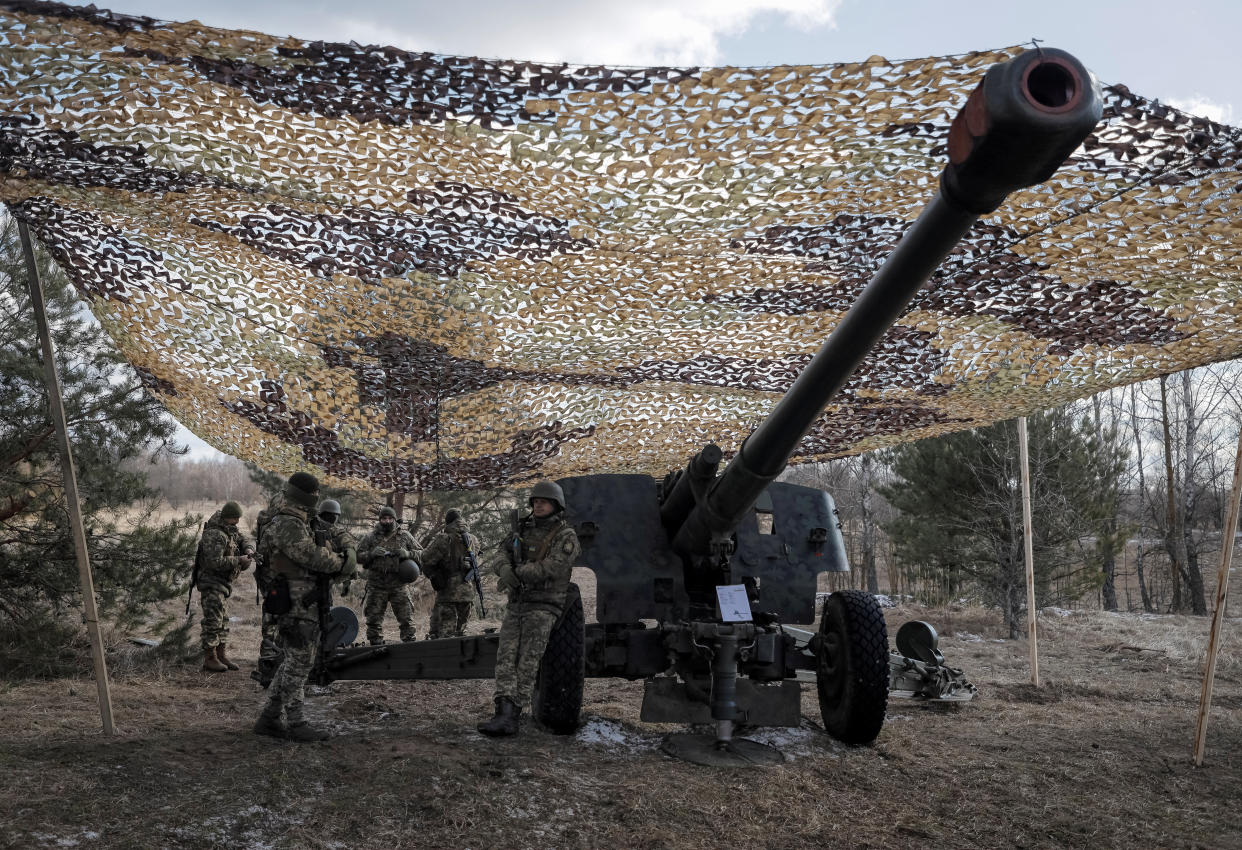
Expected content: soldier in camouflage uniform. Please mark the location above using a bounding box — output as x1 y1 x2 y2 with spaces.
196 501 254 673
478 481 580 737
253 472 354 742
252 497 357 688
357 506 420 644
423 509 479 639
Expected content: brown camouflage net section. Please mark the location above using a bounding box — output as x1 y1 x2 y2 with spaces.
2 1 1240 491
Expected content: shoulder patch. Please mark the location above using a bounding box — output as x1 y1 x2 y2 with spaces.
561 538 575 555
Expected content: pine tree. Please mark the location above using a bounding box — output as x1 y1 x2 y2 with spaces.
881 406 1127 637
0 214 199 675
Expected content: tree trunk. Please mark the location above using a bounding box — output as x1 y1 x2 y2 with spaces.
1101 518 1118 611
859 454 879 594
1129 384 1154 613
1093 395 1119 611
1180 370 1209 615
1160 375 1186 612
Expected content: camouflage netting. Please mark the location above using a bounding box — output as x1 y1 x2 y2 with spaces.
2 1 1240 492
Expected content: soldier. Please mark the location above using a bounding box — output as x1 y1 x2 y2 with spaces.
357 506 420 644
195 500 254 673
314 500 357 566
478 481 580 737
252 497 356 688
253 472 354 742
423 509 480 639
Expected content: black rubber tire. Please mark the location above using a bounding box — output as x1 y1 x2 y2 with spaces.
532 582 585 734
816 590 889 745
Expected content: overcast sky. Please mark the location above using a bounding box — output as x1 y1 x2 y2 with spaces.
60 0 1237 459
71 0 1240 122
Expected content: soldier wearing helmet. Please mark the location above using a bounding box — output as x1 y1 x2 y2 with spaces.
314 500 357 568
194 500 254 673
423 508 481 639
357 505 421 644
478 480 580 737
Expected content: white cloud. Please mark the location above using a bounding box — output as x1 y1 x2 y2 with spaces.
128 0 841 66
1165 94 1235 125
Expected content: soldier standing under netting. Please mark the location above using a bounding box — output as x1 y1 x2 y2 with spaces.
253 472 353 742
357 506 420 644
195 500 253 673
252 498 357 688
423 509 480 639
478 481 580 737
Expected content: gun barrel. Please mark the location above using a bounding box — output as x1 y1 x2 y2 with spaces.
672 47 1102 560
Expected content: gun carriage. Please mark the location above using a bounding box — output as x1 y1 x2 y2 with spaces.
314 47 1102 762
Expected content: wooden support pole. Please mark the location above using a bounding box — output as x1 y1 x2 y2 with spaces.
18 219 116 735
1017 417 1040 686
1193 425 1242 765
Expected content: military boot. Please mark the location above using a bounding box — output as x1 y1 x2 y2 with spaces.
216 643 240 671
477 696 521 737
253 707 286 739
285 721 331 743
202 646 227 673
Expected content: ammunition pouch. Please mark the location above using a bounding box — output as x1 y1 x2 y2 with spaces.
262 574 293 615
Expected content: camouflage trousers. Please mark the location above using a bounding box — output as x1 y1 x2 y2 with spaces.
250 609 285 688
198 584 232 649
428 599 472 638
261 615 320 725
363 585 416 642
493 607 558 709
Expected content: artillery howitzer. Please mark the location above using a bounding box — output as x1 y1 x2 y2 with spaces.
315 47 1101 762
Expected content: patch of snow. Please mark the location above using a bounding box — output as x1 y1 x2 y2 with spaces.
956 632 983 642
575 716 660 754
741 720 826 759
1102 610 1173 621
1041 607 1073 617
167 803 302 850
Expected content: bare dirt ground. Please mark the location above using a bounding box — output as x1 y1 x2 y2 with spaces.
2 570 1240 850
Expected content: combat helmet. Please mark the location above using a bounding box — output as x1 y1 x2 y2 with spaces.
379 506 397 520
318 499 341 524
529 480 566 512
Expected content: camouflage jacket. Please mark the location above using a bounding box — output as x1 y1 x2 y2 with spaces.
258 501 346 619
358 525 419 591
195 510 253 593
311 517 358 585
509 514 580 614
421 518 479 603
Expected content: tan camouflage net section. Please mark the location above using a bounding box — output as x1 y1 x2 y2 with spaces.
2 1 1240 492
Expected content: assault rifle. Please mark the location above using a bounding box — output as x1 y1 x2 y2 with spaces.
506 509 524 569
462 533 486 617
185 528 206 615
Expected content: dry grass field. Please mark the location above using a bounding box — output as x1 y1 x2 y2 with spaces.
2 565 1240 850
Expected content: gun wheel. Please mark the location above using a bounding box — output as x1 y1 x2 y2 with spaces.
532 582 585 734
816 589 889 745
